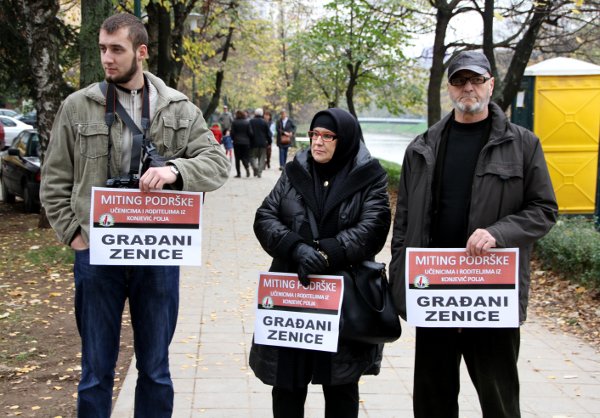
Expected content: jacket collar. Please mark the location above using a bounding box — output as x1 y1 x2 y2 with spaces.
418 101 513 152
286 143 386 219
84 71 188 111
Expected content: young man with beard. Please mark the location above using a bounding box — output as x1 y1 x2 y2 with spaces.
40 13 229 417
389 51 558 417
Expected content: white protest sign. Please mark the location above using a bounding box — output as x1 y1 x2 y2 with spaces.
254 273 344 352
89 187 203 266
405 248 520 328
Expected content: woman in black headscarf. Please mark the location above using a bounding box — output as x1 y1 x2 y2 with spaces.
250 108 391 418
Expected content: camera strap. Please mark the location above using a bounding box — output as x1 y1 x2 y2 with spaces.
100 77 150 177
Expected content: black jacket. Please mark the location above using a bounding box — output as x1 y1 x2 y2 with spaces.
389 102 558 322
249 116 272 148
230 118 251 146
250 142 392 387
276 117 296 146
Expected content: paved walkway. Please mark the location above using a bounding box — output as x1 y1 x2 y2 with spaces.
112 165 600 418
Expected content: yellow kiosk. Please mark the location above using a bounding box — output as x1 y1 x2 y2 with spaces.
513 57 600 214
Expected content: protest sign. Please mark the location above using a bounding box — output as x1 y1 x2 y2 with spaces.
405 248 519 328
89 187 202 266
254 273 343 352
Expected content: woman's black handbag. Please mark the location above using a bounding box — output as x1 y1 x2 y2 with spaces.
305 208 401 345
338 261 402 344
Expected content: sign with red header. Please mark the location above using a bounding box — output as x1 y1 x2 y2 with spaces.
405 248 519 328
254 273 344 352
89 187 203 266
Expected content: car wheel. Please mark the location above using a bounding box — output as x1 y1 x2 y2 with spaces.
1 178 15 203
23 182 38 213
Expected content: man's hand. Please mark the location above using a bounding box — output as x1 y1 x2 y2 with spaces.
466 228 496 256
139 166 177 192
70 233 88 251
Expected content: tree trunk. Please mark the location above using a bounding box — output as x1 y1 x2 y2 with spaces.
494 1 551 111
169 1 188 88
156 5 173 83
146 2 173 82
278 0 294 118
146 3 159 75
345 63 359 118
80 0 112 88
146 0 200 88
19 0 70 228
427 2 454 127
203 23 235 117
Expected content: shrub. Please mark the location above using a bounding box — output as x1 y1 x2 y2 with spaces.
535 216 600 288
379 159 401 191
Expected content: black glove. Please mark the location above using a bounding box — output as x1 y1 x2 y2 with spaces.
292 243 328 287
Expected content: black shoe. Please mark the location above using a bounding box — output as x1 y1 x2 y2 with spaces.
234 174 241 178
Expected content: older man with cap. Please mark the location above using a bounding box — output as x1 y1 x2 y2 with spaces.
389 50 557 417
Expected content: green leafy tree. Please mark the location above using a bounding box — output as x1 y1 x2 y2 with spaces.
115 0 204 88
294 0 422 117
182 0 240 117
216 3 286 114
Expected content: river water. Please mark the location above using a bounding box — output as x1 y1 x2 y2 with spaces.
362 132 413 166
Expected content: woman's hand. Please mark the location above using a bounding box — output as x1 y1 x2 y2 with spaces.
292 243 328 287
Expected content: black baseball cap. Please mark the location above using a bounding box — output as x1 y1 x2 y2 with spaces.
448 51 492 79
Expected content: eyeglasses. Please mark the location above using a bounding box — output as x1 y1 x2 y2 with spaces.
449 75 491 86
308 130 337 142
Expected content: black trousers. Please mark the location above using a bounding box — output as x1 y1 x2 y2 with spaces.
233 143 250 176
413 327 521 418
272 382 359 418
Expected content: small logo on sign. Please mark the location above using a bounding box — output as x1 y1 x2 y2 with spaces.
413 274 429 288
261 296 274 309
98 213 115 227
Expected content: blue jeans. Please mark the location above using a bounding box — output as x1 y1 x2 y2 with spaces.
74 250 179 418
279 145 290 168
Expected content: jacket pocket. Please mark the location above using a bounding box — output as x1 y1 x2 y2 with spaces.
161 116 191 153
475 162 523 218
478 162 522 180
78 123 109 159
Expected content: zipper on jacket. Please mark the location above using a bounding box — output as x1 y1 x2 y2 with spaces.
130 89 138 126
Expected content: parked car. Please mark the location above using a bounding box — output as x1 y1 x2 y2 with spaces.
17 110 37 127
0 129 40 212
0 116 33 147
0 108 21 118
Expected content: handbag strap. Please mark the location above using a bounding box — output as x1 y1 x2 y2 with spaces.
306 208 319 242
306 208 330 266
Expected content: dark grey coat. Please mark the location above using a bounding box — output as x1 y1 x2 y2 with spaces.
389 102 558 322
250 142 391 387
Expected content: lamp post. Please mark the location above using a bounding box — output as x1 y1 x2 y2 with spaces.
188 12 202 107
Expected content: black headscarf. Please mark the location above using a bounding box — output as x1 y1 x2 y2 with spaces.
308 108 363 218
309 108 362 177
